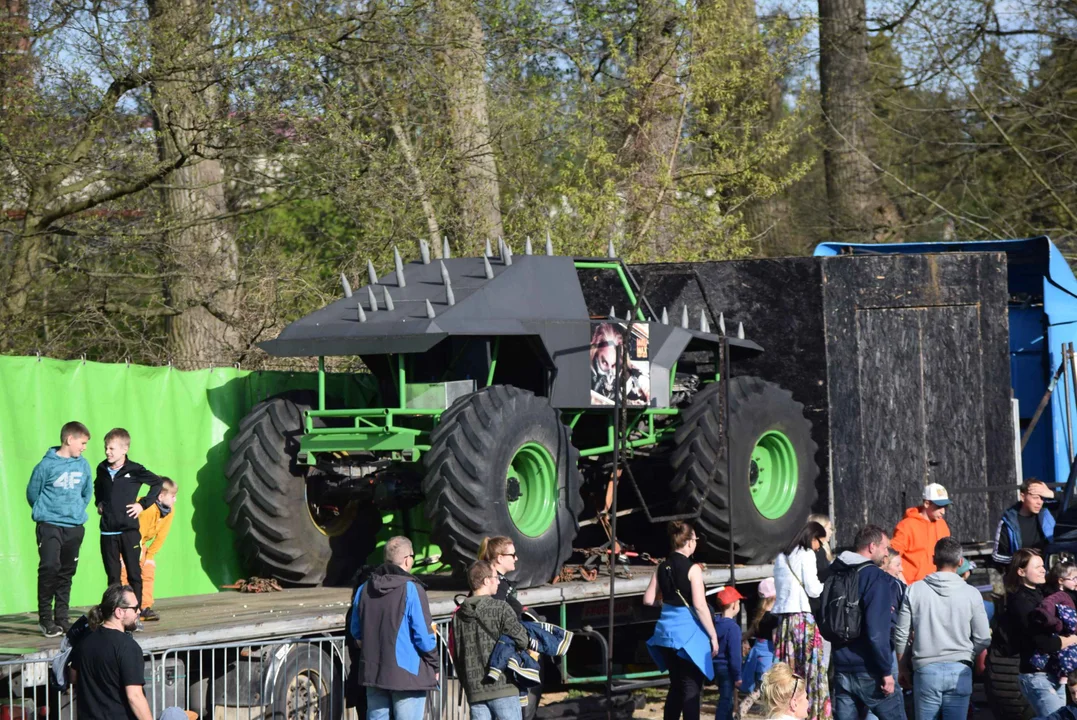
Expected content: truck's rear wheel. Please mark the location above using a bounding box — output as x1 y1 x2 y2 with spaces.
671 376 818 563
226 391 379 586
422 385 584 588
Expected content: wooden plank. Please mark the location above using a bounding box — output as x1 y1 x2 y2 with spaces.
922 305 990 540
856 308 928 517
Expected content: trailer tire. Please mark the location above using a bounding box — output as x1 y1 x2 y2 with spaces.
226 391 379 586
671 376 818 564
984 647 1035 720
267 644 344 720
422 385 584 588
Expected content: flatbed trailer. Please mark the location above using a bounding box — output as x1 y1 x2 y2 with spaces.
0 564 772 720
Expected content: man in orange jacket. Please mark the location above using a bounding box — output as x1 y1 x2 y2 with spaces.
891 483 952 584
121 477 177 621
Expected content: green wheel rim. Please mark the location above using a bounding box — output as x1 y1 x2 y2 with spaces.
507 443 558 537
748 430 798 520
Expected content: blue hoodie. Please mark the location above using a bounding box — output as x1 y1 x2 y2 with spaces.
26 448 93 527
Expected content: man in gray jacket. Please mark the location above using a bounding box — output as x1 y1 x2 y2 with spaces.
894 537 991 720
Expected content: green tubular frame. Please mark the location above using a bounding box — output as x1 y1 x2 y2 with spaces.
557 603 667 684
573 261 647 321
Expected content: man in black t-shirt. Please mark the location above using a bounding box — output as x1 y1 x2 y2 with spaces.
70 585 152 720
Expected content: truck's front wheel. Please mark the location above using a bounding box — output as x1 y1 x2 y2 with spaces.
422 385 584 588
226 391 379 586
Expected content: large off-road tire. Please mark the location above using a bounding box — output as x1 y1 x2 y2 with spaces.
671 376 819 564
422 385 585 588
225 391 379 586
985 646 1035 720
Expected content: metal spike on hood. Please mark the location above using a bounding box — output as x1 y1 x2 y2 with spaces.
681 304 689 329
498 236 506 258
419 239 431 265
393 247 405 287
425 299 436 319
486 238 493 257
341 273 353 298
737 322 745 340
357 302 367 323
609 306 617 319
607 238 616 258
483 253 494 280
439 259 451 286
700 308 709 333
367 285 378 312
545 231 554 256
446 283 456 306
383 286 395 312
718 313 726 335
442 237 451 259
367 260 378 286
661 307 669 325
504 242 513 266
525 237 533 255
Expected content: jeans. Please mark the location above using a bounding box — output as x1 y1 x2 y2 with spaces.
714 671 734 720
470 695 523 720
366 688 427 720
833 672 906 720
1019 672 1067 717
913 662 972 720
863 654 901 720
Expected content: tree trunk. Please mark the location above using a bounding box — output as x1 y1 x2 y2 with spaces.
149 0 240 368
818 0 902 241
435 0 502 251
621 0 683 258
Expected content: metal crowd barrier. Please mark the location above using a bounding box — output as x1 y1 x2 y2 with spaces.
0 621 465 720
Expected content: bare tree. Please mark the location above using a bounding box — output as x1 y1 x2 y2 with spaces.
818 0 902 241
435 0 503 250
148 0 240 368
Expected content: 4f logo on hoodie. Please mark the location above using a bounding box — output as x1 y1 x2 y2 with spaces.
53 472 83 490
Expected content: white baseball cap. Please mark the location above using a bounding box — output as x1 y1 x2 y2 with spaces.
923 483 952 507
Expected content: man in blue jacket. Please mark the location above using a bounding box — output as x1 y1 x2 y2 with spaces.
350 536 438 720
831 524 906 720
26 421 94 638
992 479 1055 567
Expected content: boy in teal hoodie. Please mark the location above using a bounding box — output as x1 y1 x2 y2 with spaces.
26 421 93 638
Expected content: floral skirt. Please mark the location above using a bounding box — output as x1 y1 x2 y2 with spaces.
775 612 832 720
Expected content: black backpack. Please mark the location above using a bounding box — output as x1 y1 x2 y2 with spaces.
817 560 871 643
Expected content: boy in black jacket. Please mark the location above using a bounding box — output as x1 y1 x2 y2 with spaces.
95 428 162 620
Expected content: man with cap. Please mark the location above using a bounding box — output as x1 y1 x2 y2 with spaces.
992 479 1056 567
713 585 745 720
891 483 952 585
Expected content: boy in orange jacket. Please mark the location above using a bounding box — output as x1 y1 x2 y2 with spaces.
891 483 952 583
121 477 177 621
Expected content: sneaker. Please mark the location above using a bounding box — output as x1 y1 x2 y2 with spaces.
140 608 160 622
57 618 72 634
39 622 62 638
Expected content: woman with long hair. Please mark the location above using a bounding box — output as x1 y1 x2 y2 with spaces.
760 662 809 720
999 550 1077 716
643 521 719 720
772 521 831 720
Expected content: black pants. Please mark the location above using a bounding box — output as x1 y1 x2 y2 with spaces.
101 530 143 608
659 647 706 720
36 523 85 624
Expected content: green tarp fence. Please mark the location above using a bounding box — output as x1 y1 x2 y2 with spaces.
0 355 378 616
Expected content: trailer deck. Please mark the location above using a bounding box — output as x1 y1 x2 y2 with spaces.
0 564 772 662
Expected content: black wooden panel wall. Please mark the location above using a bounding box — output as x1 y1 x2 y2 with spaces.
634 258 830 513
823 252 1014 547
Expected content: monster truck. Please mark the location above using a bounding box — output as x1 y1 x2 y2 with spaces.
225 240 819 587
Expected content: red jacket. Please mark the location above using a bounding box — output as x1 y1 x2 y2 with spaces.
892 507 951 584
